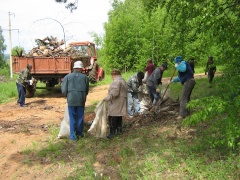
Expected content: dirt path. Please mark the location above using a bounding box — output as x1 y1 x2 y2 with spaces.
0 84 110 179
0 73 218 179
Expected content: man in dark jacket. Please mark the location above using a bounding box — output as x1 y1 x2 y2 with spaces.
169 56 196 119
16 64 32 107
61 61 89 141
146 63 168 105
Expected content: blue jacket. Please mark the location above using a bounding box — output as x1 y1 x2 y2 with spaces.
61 71 89 106
173 61 194 84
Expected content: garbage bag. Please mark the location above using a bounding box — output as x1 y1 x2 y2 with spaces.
88 100 108 138
161 86 170 103
57 105 70 139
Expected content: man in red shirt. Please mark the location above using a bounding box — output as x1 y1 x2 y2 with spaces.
143 58 155 83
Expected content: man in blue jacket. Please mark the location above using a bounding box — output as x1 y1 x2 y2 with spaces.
61 61 89 141
169 56 196 119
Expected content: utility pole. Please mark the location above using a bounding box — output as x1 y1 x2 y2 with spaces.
8 12 19 78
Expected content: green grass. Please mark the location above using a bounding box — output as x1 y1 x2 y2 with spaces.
18 118 239 179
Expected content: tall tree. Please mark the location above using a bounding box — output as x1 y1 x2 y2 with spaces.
0 26 7 68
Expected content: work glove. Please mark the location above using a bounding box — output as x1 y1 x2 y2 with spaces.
29 80 33 85
103 96 111 102
175 63 179 68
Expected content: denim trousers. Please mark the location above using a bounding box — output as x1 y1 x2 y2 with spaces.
16 83 26 106
127 92 140 116
68 106 84 140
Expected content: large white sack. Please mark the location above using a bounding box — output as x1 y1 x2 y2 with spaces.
138 87 151 113
88 100 108 138
58 105 70 139
161 86 170 102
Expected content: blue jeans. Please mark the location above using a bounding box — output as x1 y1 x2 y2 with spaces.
127 92 140 116
16 83 26 106
68 106 84 140
146 85 160 105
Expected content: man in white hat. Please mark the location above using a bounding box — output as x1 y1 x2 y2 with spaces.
61 61 89 141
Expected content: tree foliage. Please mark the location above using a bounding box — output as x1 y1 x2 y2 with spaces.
11 46 25 57
54 0 78 12
101 0 240 150
0 26 7 68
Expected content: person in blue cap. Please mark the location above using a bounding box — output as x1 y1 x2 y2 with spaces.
168 56 196 119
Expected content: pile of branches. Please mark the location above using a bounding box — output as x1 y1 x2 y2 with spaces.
26 36 71 57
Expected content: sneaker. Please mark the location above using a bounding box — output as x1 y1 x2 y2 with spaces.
77 134 84 138
128 115 133 119
20 104 28 107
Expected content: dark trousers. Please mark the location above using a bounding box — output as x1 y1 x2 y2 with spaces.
179 78 196 117
146 85 160 105
68 106 84 140
16 83 26 106
108 116 122 135
208 72 215 83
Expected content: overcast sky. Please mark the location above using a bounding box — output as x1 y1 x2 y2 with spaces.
0 0 111 53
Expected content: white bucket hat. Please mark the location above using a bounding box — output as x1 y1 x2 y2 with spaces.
73 61 83 68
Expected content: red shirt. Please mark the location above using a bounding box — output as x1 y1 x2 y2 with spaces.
145 63 155 76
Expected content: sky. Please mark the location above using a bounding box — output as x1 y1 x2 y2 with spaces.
0 0 111 53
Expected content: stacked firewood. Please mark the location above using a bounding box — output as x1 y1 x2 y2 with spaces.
26 36 71 57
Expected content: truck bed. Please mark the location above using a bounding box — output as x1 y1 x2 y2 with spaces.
13 56 72 75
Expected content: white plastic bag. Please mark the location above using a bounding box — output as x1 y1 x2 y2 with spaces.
88 100 108 138
57 105 70 139
161 86 170 102
138 88 151 113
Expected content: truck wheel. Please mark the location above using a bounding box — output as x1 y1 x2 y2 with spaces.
25 85 35 98
46 81 55 91
89 62 98 84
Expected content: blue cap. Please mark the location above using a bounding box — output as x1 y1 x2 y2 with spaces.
161 63 168 70
174 56 182 63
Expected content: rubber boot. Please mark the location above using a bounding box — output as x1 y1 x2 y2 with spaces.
117 117 123 135
107 127 115 139
107 117 115 139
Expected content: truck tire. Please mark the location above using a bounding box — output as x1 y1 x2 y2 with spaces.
46 81 55 91
25 85 35 98
89 62 98 84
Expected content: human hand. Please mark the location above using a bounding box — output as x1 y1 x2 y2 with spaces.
156 88 160 93
29 80 33 85
175 63 179 68
103 96 110 101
